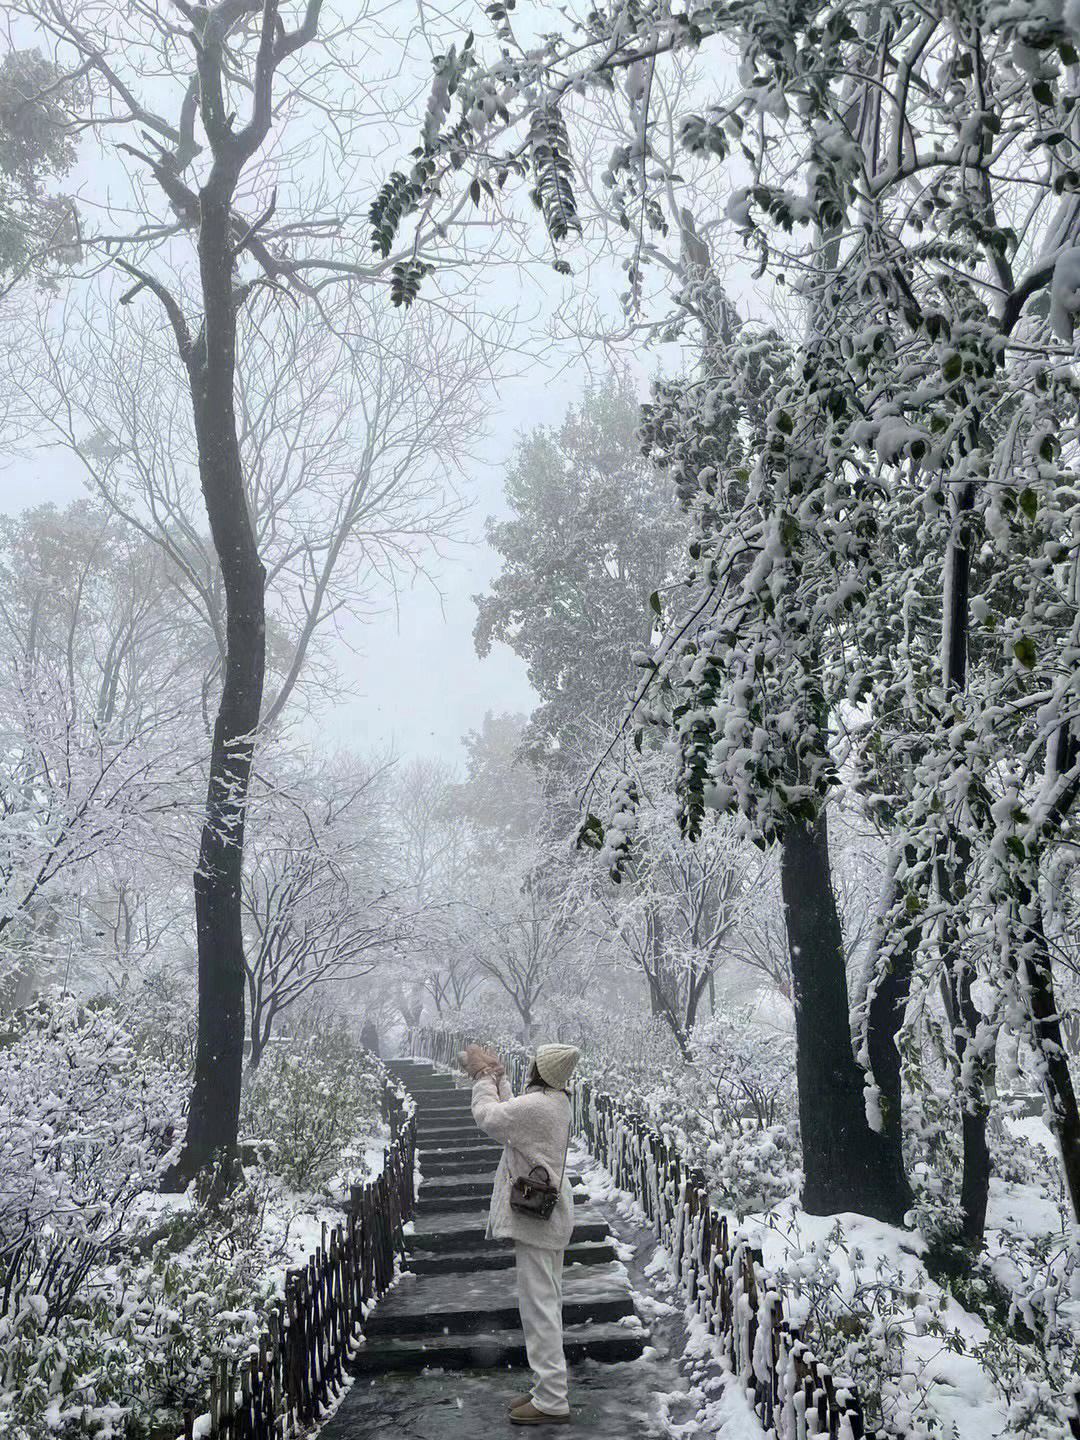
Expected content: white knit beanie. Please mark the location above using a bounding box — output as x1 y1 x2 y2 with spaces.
534 1043 580 1090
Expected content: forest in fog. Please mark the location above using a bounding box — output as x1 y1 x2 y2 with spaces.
2 2 1080 1438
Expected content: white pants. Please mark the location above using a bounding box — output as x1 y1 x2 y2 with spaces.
514 1241 569 1414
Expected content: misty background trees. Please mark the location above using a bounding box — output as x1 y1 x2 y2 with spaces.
4 2 1080 1434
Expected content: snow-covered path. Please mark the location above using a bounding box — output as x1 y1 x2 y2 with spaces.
317 1062 765 1439
318 1143 766 1439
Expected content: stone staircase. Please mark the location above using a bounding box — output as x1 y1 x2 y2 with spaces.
347 1058 648 1376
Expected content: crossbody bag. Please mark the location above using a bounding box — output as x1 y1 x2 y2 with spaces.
508 1097 571 1221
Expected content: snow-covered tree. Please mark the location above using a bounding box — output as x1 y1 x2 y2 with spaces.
3 0 515 1183
382 0 1080 1231
242 752 405 1066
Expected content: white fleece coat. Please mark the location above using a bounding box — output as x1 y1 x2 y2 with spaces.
470 1073 574 1252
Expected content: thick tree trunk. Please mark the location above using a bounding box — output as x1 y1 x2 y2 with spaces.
166 177 266 1187
783 814 911 1222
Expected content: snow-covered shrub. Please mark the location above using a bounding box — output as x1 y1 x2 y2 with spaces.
114 976 196 1076
571 1006 680 1091
240 1024 382 1190
754 1214 950 1439
987 1117 1063 1192
1 1206 275 1440
636 1015 799 1216
0 1003 390 1440
977 1219 1080 1438
0 991 186 1319
574 1011 800 1217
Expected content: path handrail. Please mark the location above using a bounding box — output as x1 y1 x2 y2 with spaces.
181 1060 415 1440
412 1026 878 1440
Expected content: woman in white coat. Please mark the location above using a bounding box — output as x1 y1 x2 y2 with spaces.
459 1041 581 1426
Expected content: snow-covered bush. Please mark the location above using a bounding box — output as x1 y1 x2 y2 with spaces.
747 1203 1080 1440
570 1006 680 1091
240 1024 382 1190
631 1016 799 1217
752 1213 953 1439
2 1195 276 1440
115 977 196 1077
0 991 186 1318
0 1000 391 1439
979 1218 1080 1438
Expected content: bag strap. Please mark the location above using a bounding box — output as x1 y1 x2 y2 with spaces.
556 1094 571 1191
527 1094 572 1192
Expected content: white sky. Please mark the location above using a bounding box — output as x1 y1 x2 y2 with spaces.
0 361 578 767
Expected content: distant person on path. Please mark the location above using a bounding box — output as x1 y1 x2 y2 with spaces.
459 1041 581 1426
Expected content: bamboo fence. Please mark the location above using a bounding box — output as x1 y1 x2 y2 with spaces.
180 1070 415 1440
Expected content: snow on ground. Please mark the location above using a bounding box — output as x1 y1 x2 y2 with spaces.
739 1202 1008 1440
1003 1113 1057 1153
988 1174 1066 1239
131 1126 392 1298
571 1142 768 1439
262 1127 389 1289
581 1149 1074 1440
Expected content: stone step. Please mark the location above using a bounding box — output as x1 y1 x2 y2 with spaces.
416 1135 496 1149
418 1151 502 1174
417 1135 492 1146
419 1174 583 1200
416 1139 487 1155
407 1240 617 1276
350 1320 646 1375
414 1190 587 1217
417 1141 500 1157
405 1208 610 1251
418 1176 497 1200
420 1157 506 1169
364 1266 635 1339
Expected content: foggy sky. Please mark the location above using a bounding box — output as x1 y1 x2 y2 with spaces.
0 355 612 769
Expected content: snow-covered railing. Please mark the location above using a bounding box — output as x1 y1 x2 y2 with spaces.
182 1065 415 1440
414 1028 876 1440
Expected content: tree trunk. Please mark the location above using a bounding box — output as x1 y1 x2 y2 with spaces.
949 959 992 1247
1020 884 1080 1220
248 1002 274 1069
783 814 911 1222
939 438 994 1247
647 904 665 1017
685 967 711 1036
863 892 916 1219
165 175 266 1187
